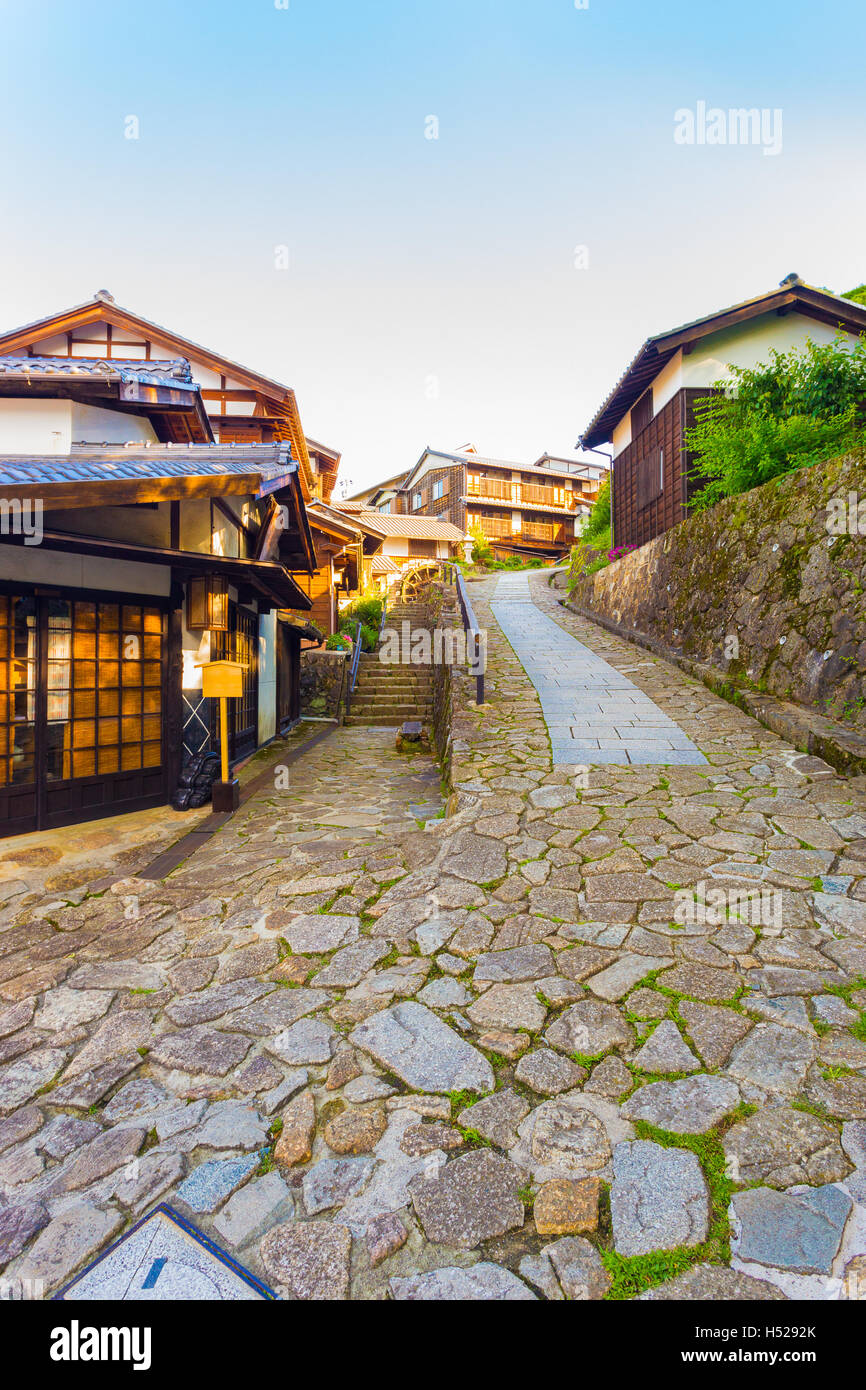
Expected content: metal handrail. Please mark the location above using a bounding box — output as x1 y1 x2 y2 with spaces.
345 619 362 716
455 571 485 705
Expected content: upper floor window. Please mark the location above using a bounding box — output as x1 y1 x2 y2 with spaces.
412 491 423 510
432 479 445 501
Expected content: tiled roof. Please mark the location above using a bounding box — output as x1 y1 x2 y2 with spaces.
371 555 401 574
410 448 597 484
0 355 198 391
0 442 295 489
337 506 465 540
307 500 363 537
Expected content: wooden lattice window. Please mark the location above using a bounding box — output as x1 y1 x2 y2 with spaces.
65 601 163 780
636 448 664 511
0 595 36 788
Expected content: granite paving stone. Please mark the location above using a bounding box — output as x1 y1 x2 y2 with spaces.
175 1156 259 1214
732 1185 853 1274
611 1140 709 1256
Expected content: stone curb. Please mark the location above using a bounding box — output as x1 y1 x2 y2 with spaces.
561 598 866 781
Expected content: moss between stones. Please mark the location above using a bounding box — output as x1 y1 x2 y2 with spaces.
600 1117 738 1300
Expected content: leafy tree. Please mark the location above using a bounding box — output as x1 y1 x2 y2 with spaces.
582 476 611 545
686 333 866 510
469 523 494 566
843 284 866 307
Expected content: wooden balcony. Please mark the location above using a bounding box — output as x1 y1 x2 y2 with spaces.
467 475 513 502
473 515 514 539
521 520 567 544
520 482 570 507
467 476 580 511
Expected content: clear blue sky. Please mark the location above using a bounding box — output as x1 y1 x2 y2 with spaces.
1 0 864 488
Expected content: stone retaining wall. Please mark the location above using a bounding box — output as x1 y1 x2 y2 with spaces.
567 451 866 733
300 650 347 720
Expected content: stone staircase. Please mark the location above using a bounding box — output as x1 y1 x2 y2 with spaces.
343 602 434 727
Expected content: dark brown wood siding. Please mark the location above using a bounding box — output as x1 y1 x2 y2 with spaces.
612 387 709 549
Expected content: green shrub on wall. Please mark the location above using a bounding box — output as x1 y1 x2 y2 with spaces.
338 595 384 652
567 477 612 587
687 332 866 510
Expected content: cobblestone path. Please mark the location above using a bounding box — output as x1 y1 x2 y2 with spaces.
1 579 866 1302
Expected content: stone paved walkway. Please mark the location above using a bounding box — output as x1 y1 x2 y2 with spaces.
1 579 866 1302
490 572 705 766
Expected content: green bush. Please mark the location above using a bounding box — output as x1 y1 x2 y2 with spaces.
340 595 384 628
687 332 866 510
359 623 379 652
582 477 611 544
325 632 352 652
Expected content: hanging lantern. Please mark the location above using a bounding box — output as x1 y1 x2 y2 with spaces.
186 574 229 632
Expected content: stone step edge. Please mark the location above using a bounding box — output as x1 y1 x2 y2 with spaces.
561 597 866 781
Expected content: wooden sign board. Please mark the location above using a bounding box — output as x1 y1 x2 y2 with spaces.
199 660 245 699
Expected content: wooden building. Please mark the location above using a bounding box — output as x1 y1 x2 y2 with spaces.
580 276 866 550
353 447 607 559
334 505 467 586
0 344 323 837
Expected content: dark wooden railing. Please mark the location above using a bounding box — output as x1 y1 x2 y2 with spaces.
442 563 485 705
344 619 363 716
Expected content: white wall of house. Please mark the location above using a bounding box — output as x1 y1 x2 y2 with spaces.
0 541 171 595
257 611 277 746
71 402 158 445
0 399 159 453
611 310 861 458
379 535 455 560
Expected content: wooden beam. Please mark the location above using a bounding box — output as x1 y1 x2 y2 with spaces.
654 293 799 351
1 471 262 509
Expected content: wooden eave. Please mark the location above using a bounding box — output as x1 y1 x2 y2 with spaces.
2 470 262 510
0 528 313 611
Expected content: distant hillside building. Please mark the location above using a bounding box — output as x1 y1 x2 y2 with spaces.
350 446 607 559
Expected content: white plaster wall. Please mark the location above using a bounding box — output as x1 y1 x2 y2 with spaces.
0 399 73 453
0 543 171 595
71 402 158 445
257 610 277 746
0 399 159 453
612 415 631 458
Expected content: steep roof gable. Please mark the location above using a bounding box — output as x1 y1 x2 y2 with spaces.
0 292 313 490
580 279 866 449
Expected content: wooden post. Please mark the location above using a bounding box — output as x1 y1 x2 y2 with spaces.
219 695 229 784
198 660 244 813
